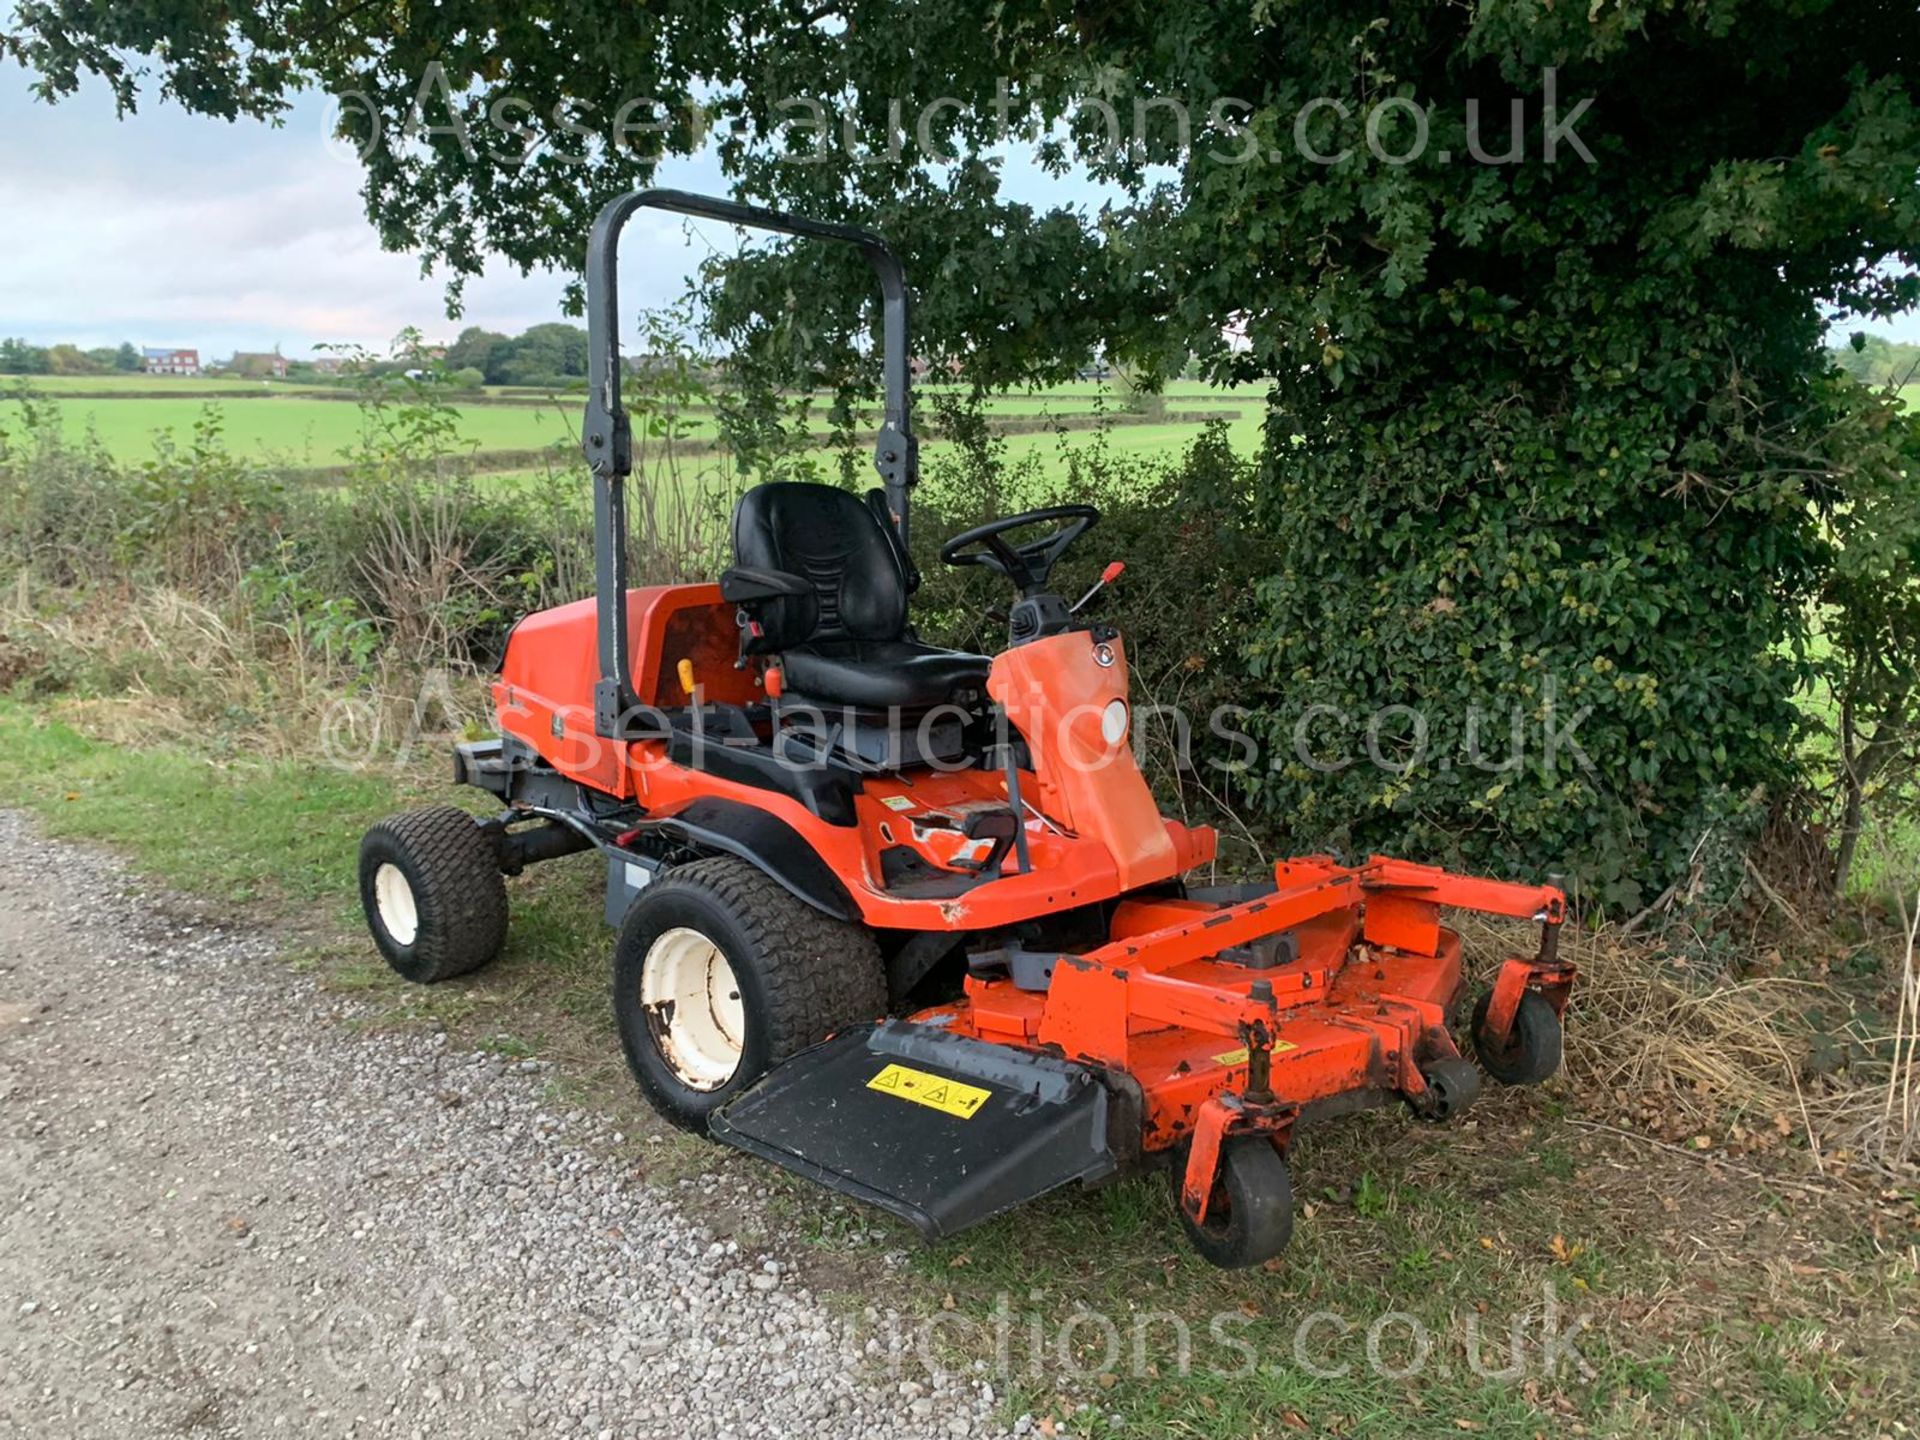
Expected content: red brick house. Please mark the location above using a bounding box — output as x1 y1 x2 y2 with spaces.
142 347 201 376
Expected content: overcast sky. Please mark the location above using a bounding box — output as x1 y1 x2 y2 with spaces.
3 62 1914 359
0 68 761 357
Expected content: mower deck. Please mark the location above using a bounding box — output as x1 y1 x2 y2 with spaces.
712 854 1570 1243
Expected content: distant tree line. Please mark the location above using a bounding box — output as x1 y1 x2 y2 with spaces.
443 323 590 388
1833 332 1920 389
0 324 601 389
0 338 141 375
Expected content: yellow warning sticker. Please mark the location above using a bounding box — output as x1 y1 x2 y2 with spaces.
1211 1042 1297 1067
866 1063 992 1120
879 794 917 812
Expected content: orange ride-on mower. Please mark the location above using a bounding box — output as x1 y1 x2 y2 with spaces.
356 190 1575 1269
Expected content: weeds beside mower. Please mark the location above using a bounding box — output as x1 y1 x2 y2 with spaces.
358 189 1574 1269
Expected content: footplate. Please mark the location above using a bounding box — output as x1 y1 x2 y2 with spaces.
710 1020 1123 1240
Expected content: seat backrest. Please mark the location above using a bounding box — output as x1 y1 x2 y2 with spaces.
731 482 908 644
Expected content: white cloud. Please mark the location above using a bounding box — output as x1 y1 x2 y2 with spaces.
0 75 727 357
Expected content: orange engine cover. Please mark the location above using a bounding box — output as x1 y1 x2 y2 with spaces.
493 586 757 798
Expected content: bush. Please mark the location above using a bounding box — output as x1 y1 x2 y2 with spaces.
910 406 1272 864
1233 347 1827 911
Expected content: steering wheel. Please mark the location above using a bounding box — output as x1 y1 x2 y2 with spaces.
939 505 1100 593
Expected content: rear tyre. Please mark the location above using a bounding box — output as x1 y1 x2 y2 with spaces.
1172 1136 1294 1270
613 857 886 1134
1472 990 1564 1086
359 806 508 983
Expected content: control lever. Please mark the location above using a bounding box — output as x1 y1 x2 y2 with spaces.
1071 561 1126 613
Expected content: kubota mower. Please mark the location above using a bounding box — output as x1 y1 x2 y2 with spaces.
358 190 1574 1268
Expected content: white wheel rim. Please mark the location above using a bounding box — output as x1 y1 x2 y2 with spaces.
374 863 419 947
639 927 746 1090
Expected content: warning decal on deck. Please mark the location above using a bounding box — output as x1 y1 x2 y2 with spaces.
866 1063 992 1120
1211 1041 1298 1067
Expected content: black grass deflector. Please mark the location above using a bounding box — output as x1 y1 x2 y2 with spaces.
710 1021 1120 1240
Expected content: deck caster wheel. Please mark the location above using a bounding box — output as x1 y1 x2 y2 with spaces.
359 806 508 983
1472 990 1564 1086
1172 1136 1294 1270
612 857 885 1134
1413 1056 1481 1122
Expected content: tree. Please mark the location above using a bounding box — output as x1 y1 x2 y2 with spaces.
487 322 589 387
0 338 49 375
46 343 102 375
113 341 140 372
9 3 1918 896
444 324 507 376
1834 332 1920 388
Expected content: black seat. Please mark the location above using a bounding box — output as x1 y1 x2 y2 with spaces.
728 482 990 711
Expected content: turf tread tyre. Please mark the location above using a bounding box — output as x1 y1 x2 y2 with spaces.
1471 990 1564 1086
359 805 508 984
613 857 885 1133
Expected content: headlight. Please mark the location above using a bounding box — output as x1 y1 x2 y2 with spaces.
1100 698 1129 746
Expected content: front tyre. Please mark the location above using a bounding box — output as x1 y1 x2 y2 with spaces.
359 806 508 983
612 858 885 1133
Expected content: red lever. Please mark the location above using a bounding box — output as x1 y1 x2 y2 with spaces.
1072 561 1127 614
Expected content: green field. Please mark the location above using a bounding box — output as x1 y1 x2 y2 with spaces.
0 376 1269 474
482 409 1270 500
1 391 586 468
8 373 349 395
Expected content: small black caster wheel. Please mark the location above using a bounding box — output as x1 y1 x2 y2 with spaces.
1472 990 1564 1085
1415 1055 1481 1122
1172 1135 1294 1270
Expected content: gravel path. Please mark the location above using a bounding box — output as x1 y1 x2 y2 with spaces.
0 812 1007 1438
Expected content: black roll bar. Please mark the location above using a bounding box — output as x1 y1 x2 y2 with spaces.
582 188 918 738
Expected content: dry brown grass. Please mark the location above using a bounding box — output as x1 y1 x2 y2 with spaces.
1460 910 1919 1186
1864 891 1919 1171
0 579 493 760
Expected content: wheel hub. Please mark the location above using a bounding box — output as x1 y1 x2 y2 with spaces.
373 863 419 947
640 927 746 1090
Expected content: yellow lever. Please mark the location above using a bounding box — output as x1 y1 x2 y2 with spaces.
676 658 696 696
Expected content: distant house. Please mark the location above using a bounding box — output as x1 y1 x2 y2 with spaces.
142 346 200 376
308 354 352 376
229 351 290 379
